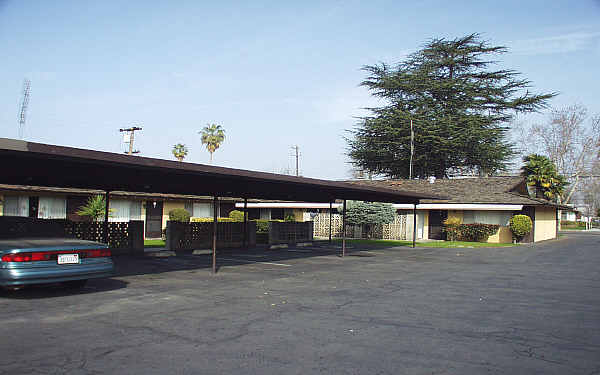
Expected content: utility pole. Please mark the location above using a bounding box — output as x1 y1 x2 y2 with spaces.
409 119 414 179
18 79 31 140
291 145 300 177
120 126 142 155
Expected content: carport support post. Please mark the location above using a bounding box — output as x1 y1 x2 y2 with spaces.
329 201 332 244
412 203 417 248
103 191 110 245
212 196 218 274
243 198 248 248
342 199 346 257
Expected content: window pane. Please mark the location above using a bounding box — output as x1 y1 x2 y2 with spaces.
38 197 66 219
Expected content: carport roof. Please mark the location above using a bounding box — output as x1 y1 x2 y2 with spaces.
0 138 437 204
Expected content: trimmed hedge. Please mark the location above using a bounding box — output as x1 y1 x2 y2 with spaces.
560 220 586 228
228 210 245 222
252 219 284 233
444 223 500 242
509 215 533 241
191 217 235 222
169 208 190 223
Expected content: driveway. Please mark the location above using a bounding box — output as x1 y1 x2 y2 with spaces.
1 233 599 374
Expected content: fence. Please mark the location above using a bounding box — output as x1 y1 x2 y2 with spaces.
268 222 313 245
312 212 412 240
166 221 257 251
0 216 144 255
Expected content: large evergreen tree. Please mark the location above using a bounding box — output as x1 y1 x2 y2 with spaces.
348 34 555 178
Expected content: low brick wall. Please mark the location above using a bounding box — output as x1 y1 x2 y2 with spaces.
0 217 144 255
268 222 313 245
166 221 257 251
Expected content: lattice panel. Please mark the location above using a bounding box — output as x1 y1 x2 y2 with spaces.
64 221 131 249
313 213 343 237
382 214 408 240
313 212 409 240
178 222 247 249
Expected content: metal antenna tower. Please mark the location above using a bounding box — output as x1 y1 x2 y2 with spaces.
18 79 31 139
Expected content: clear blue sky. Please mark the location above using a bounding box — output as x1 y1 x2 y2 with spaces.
1 0 599 179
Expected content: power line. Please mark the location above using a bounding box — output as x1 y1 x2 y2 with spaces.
119 126 142 155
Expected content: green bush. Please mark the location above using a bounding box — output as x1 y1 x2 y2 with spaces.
169 208 190 223
284 214 296 222
251 219 284 233
509 215 533 240
561 220 585 228
229 210 245 222
443 217 462 241
191 217 234 222
254 219 270 233
459 224 500 242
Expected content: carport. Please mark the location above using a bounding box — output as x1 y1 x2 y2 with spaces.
0 138 435 273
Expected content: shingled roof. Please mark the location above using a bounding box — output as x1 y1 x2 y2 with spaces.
347 176 563 207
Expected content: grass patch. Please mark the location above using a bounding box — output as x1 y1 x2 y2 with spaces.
330 238 516 248
144 239 166 248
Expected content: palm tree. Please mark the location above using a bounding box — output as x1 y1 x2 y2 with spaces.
76 194 113 222
521 154 567 201
172 143 188 162
199 123 225 163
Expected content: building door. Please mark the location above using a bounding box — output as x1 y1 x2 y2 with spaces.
145 201 163 238
29 196 39 218
428 210 448 240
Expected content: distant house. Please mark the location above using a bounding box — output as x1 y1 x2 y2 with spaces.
0 185 236 239
235 177 566 243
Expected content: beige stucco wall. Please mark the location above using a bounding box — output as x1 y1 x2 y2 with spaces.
535 206 557 242
487 226 512 243
293 209 304 221
447 210 463 222
447 209 512 243
422 211 429 240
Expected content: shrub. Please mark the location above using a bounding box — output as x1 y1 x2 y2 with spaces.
169 208 190 223
284 214 296 222
251 219 284 233
443 217 462 241
560 220 585 228
229 210 245 222
509 215 532 241
191 217 234 222
459 223 500 242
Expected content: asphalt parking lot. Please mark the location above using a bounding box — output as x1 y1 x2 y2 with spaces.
1 233 599 375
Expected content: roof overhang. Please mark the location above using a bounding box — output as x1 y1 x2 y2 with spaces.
0 138 439 204
235 202 524 211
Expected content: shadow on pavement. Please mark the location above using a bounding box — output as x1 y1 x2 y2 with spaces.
0 278 129 299
113 241 389 278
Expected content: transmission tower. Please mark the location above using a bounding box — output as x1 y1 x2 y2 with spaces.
18 79 31 139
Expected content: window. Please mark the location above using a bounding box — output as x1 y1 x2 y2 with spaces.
3 196 29 217
38 197 67 219
271 208 284 220
184 202 193 215
192 202 219 218
463 211 512 226
109 200 142 222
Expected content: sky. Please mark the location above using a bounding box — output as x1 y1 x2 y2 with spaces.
1 0 599 180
